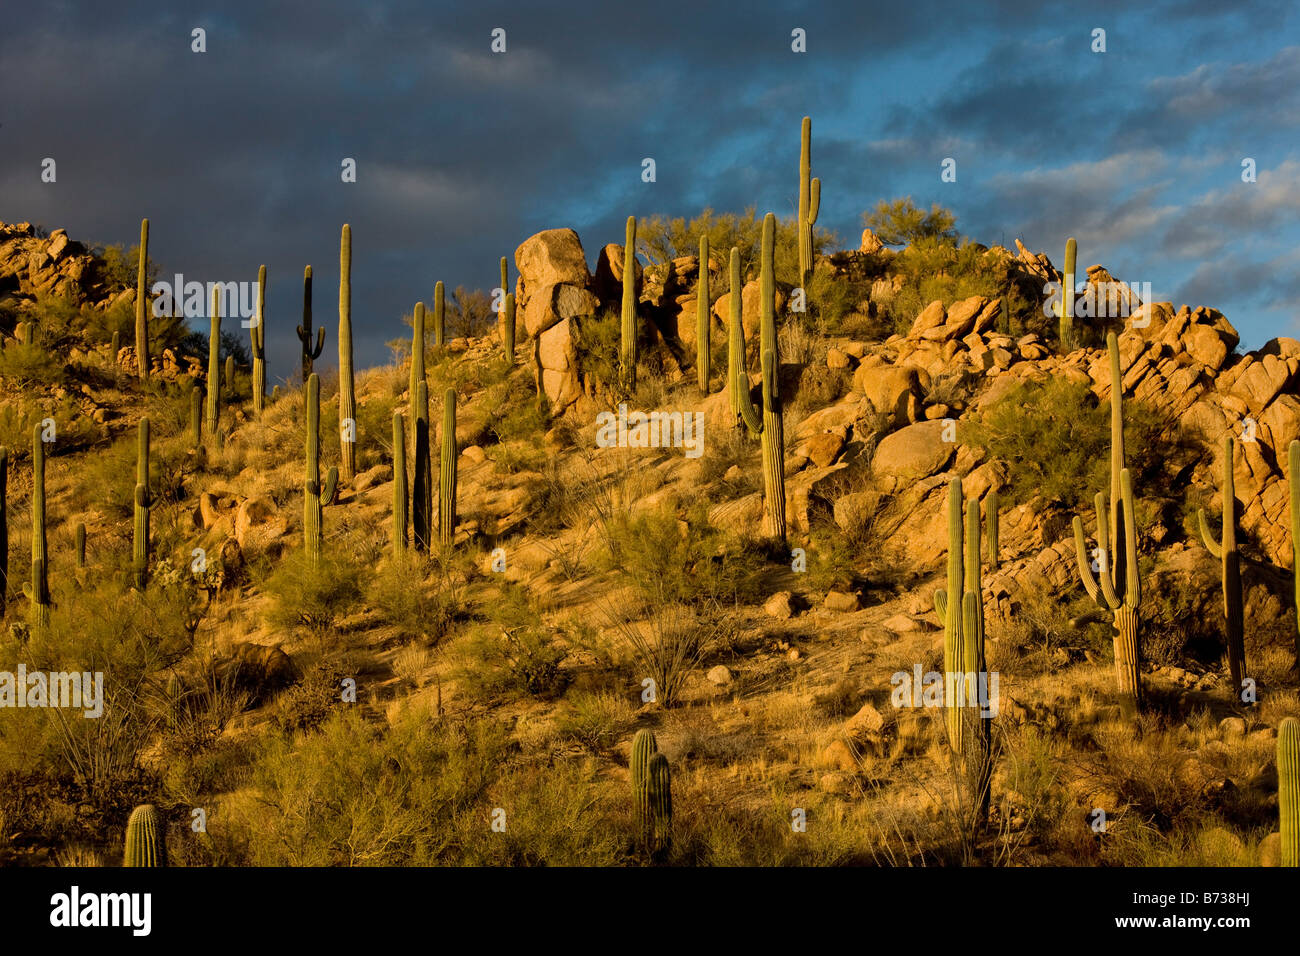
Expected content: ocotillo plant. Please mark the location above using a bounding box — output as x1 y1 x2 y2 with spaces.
620 216 637 394
1198 435 1247 697
296 265 325 383
696 234 710 394
133 418 152 588
1281 717 1299 867
439 388 458 549
338 224 357 480
1059 237 1077 350
0 447 7 614
392 411 408 562
250 264 267 415
1071 332 1144 711
503 293 516 366
303 373 339 565
1290 441 1300 670
798 116 820 289
987 488 1000 570
731 215 787 544
413 381 432 552
135 218 149 381
124 805 166 867
24 424 49 627
75 522 86 569
205 287 221 437
433 281 446 348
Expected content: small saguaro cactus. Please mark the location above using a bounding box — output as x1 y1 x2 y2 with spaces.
730 215 787 544
224 354 236 400
503 293 516 366
798 116 820 289
439 388 458 549
620 216 638 394
303 373 339 565
133 417 152 588
413 381 432 552
987 488 1000 570
124 804 166 867
1280 717 1299 867
24 424 50 626
75 522 86 568
296 264 325 384
250 264 267 415
338 224 357 481
630 731 671 855
190 385 203 449
696 234 710 394
1059 237 1077 350
0 446 7 614
1289 441 1300 670
1198 435 1247 697
135 218 150 381
205 286 221 437
432 280 446 348
392 411 408 561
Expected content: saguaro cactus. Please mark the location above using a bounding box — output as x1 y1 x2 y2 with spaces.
498 256 509 339
250 264 267 415
190 385 202 449
439 388 458 549
75 522 86 569
935 479 967 746
124 804 166 867
304 373 339 565
1289 441 1300 671
133 418 152 588
410 301 426 419
987 488 1000 570
0 447 7 614
503 293 516 366
413 381 432 552
338 224 357 481
798 116 820 289
392 411 408 562
726 247 745 421
620 216 638 393
1072 333 1143 711
135 218 149 381
24 424 49 626
630 731 671 855
224 355 235 400
1280 717 1299 867
296 265 325 384
205 287 221 437
433 281 446 348
696 234 710 394
730 216 787 544
1199 435 1247 697
1060 237 1077 350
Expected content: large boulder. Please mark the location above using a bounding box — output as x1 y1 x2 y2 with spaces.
854 361 925 426
712 280 788 340
515 228 590 289
521 282 600 338
872 420 954 480
592 243 643 303
537 318 583 410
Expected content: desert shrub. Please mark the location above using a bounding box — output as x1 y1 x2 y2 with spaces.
0 340 67 386
554 691 638 753
0 395 102 459
367 559 459 644
604 600 734 708
270 658 354 736
456 623 569 701
264 548 365 637
862 197 957 246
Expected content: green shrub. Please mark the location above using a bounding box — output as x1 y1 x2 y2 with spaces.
264 548 364 637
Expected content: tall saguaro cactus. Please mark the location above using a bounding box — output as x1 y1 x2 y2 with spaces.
439 388 458 549
413 381 432 552
304 373 339 565
730 216 787 544
696 234 710 394
498 256 509 339
503 294 516 366
338 224 357 480
296 265 325 383
433 281 446 348
205 286 221 437
410 301 427 414
1198 435 1247 697
1059 237 1077 350
0 447 7 615
1280 717 1299 867
133 418 152 588
987 488 1000 570
798 116 821 289
250 264 267 416
1071 334 1144 711
620 216 638 394
124 805 166 867
25 424 49 626
135 218 150 381
1289 441 1300 673
392 411 408 562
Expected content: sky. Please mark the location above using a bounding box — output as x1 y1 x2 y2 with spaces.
2 0 1297 381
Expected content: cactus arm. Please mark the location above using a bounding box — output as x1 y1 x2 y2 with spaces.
1073 514 1110 608
809 177 820 225
1120 468 1141 608
935 589 947 621
1198 508 1223 559
323 466 339 506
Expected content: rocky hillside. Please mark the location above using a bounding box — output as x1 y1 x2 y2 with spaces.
1 214 1297 868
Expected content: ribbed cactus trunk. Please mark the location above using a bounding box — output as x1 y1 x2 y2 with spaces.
499 256 509 343
304 373 338 566
797 117 820 290
205 287 221 437
726 248 747 425
190 385 202 449
27 424 49 626
1060 237 1077 350
433 281 445 347
987 488 1000 570
696 234 710 394
1199 436 1246 696
75 522 86 568
133 418 151 589
1280 717 1299 867
758 214 785 545
1290 441 1300 673
0 447 7 615
620 216 637 394
392 411 408 562
124 805 166 867
134 218 149 381
338 224 356 481
250 264 267 416
439 389 458 549
936 479 965 747
630 730 670 855
410 301 426 423
224 354 235 400
296 265 325 384
413 381 432 552
961 502 991 831
503 293 516 366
